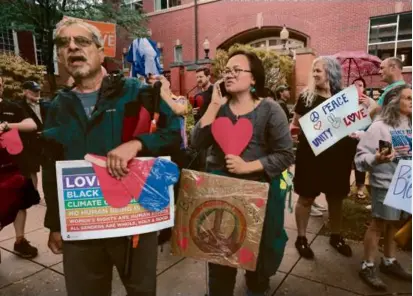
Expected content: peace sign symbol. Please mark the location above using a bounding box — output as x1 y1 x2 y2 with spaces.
310 111 320 123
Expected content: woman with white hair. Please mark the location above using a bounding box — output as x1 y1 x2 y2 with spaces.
291 56 356 259
355 84 412 291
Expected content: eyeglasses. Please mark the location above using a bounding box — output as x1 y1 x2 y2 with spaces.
54 36 96 49
222 68 252 77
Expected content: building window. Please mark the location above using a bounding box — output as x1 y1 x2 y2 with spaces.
0 27 18 55
249 37 304 51
368 12 412 67
174 45 182 63
154 0 181 11
122 0 143 11
33 31 59 74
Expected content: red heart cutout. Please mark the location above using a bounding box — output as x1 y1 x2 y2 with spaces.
238 247 255 264
89 155 153 208
178 237 189 251
211 117 253 156
0 129 23 155
252 198 266 208
313 121 322 130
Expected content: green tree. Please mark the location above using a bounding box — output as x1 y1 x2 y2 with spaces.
212 44 294 93
0 0 148 93
0 53 45 100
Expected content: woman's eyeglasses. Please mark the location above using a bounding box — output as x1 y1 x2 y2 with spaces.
222 68 252 77
54 36 96 49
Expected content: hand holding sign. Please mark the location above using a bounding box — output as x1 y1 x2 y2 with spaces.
384 160 412 214
298 85 371 156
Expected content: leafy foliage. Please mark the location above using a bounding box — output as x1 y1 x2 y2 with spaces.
212 44 294 93
0 53 45 100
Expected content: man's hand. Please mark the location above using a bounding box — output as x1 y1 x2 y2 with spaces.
192 107 199 116
225 155 251 175
375 148 395 164
107 140 142 179
48 232 63 254
0 122 9 134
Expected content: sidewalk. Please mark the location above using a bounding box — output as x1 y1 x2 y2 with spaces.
0 194 411 296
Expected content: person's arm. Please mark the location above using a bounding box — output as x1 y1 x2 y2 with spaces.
41 101 63 232
161 91 188 116
354 122 383 172
8 118 37 132
191 83 226 150
136 100 181 155
255 102 294 178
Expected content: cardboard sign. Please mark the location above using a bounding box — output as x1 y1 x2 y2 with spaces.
56 158 175 241
299 85 371 156
63 16 116 57
211 117 253 156
171 169 269 271
383 160 412 214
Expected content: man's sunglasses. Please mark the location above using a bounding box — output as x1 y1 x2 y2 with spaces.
54 36 96 49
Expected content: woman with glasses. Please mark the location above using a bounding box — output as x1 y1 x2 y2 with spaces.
291 56 356 259
191 50 294 296
355 84 411 291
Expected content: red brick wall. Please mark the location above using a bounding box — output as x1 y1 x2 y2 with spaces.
148 0 412 69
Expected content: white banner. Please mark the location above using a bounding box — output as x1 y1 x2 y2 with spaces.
299 85 372 156
383 160 412 214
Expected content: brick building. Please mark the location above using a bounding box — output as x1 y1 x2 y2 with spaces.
143 0 412 99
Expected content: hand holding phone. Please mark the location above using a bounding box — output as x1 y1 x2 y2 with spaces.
211 80 228 107
376 140 394 164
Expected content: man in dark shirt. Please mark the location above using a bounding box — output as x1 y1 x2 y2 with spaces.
0 76 39 259
275 84 292 121
18 81 49 187
193 67 213 123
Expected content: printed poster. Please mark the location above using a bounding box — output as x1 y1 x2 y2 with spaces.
384 159 412 214
56 158 175 241
299 85 372 156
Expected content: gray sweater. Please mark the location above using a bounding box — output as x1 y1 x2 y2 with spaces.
191 98 294 181
355 116 412 189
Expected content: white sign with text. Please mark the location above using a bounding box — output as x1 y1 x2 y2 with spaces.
384 160 412 214
299 85 372 156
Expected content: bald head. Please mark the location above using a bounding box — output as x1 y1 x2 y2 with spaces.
380 57 404 84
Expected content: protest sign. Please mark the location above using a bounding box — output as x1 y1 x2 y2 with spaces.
63 16 116 57
299 85 371 156
384 160 412 214
56 157 176 241
171 169 269 271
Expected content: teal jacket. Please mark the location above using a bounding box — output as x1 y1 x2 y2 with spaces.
41 77 181 231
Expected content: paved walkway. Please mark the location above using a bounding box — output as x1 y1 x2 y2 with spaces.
0 194 411 295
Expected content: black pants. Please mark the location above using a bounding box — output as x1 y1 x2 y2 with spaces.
353 161 366 186
208 263 270 295
63 232 158 296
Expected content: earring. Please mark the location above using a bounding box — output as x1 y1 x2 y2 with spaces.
250 85 256 94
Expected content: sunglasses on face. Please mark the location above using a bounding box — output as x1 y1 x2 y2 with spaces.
54 36 96 49
223 67 252 77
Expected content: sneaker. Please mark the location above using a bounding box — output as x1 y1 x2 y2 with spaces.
359 266 387 291
330 235 352 257
14 238 38 259
379 259 412 281
310 206 323 217
312 202 327 212
295 236 314 259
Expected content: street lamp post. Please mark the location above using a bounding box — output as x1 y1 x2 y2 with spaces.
280 24 289 50
203 37 210 59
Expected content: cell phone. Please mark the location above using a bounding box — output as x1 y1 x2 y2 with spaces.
379 140 392 155
219 81 229 98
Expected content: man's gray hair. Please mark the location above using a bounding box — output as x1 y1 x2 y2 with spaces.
54 18 104 48
380 84 412 128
